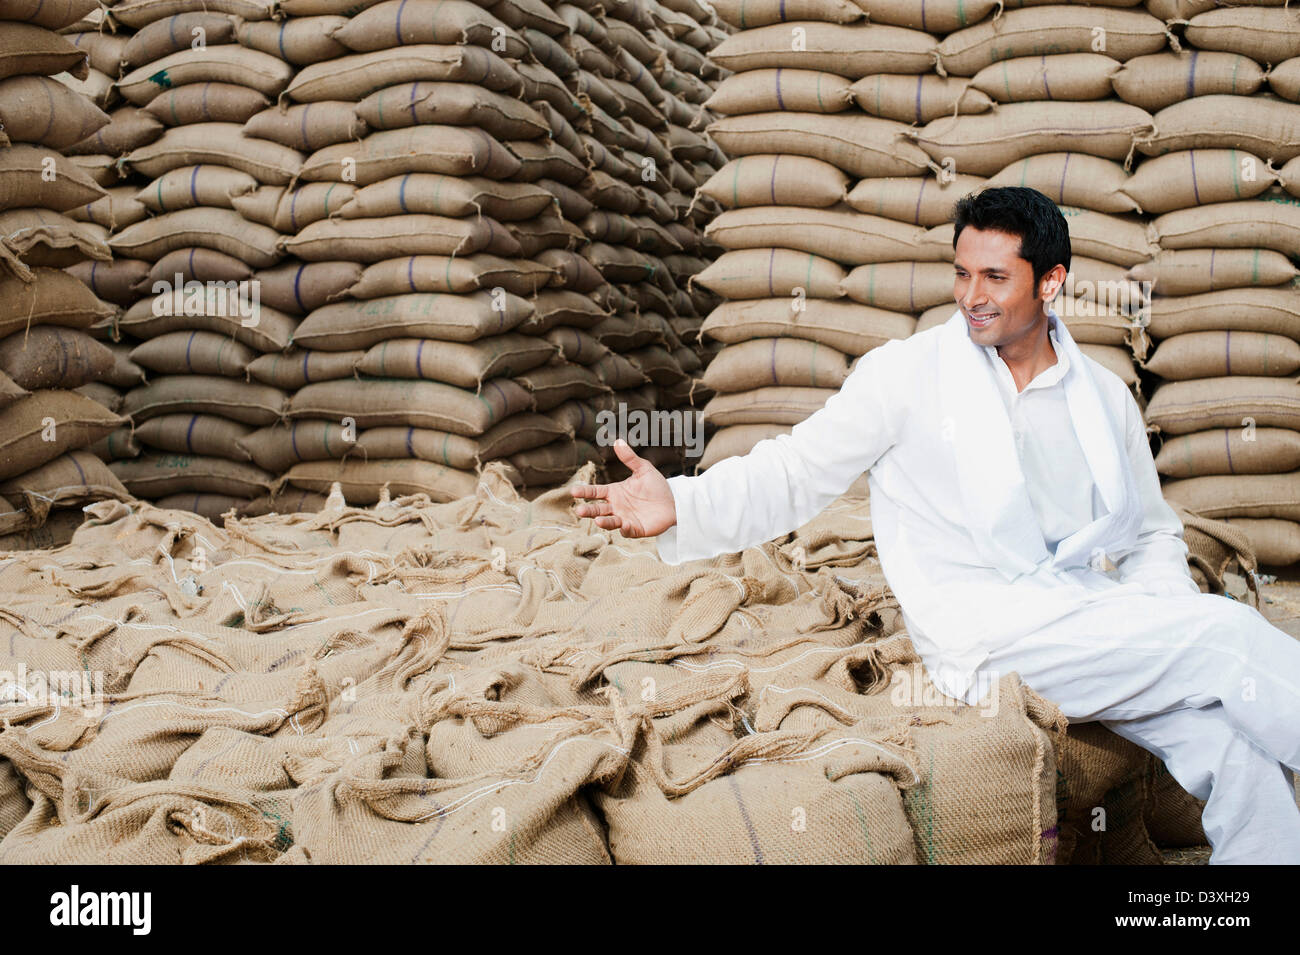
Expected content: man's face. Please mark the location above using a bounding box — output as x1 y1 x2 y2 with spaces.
952 227 1063 349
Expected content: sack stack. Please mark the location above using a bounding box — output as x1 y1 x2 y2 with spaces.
1135 2 1300 567
0 0 137 545
694 2 1181 466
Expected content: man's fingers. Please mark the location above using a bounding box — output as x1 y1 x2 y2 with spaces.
613 438 646 470
574 500 613 519
569 482 609 500
593 515 623 531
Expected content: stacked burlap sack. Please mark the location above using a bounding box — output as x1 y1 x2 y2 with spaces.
0 466 1242 863
1125 2 1300 567
690 0 1184 466
0 0 141 547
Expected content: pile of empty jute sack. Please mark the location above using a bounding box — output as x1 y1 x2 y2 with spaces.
0 465 1267 864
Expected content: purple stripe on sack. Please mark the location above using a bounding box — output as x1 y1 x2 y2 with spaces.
1208 247 1216 290
398 173 411 214
415 339 426 378
70 452 87 488
185 414 198 454
913 175 926 224
395 0 408 46
769 339 779 385
1040 55 1053 100
302 350 311 383
406 427 415 457
1057 152 1070 203
1185 50 1199 99
1223 428 1236 474
202 82 213 122
779 0 786 19
407 255 417 292
915 74 923 124
726 776 764 864
1189 150 1202 205
769 155 779 205
293 263 307 313
773 68 785 111
767 247 776 298
300 103 311 149
278 21 288 61
190 164 201 206
185 330 197 370
409 81 419 125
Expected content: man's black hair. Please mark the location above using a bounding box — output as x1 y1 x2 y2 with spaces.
951 186 1071 289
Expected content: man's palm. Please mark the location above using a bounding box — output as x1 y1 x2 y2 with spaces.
570 440 676 538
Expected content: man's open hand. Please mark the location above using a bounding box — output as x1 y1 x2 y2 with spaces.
570 439 676 538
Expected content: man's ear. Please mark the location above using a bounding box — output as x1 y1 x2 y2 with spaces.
1038 264 1067 303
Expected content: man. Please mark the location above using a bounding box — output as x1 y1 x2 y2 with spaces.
571 186 1300 864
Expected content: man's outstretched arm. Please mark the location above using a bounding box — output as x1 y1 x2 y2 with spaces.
571 343 903 565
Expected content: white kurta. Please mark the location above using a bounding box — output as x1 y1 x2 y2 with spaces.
656 309 1197 702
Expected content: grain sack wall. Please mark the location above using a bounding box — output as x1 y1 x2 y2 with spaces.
693 0 1300 568
28 0 733 524
0 0 139 549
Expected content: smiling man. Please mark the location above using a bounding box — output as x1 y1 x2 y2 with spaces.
571 186 1300 864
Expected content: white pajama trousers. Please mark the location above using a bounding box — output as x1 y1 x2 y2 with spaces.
966 591 1300 864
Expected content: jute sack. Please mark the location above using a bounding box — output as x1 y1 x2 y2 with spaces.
1079 343 1138 387
219 183 286 229
1152 195 1300 255
345 255 550 298
124 123 303 185
506 214 584 258
89 425 142 462
66 30 130 76
65 259 151 308
534 249 603 292
512 363 608 412
354 82 547 141
272 182 358 234
527 289 610 333
0 145 105 213
576 171 632 217
135 165 259 214
709 22 938 76
0 75 109 149
704 299 915 354
987 153 1138 215
282 457 481 504
1 0 100 29
1155 428 1300 479
1183 7 1300 67
708 0 863 27
1112 51 1266 112
1055 721 1161 866
0 327 113 390
699 423 790 468
67 186 149 231
116 46 293 105
354 414 566 469
281 214 519 262
971 52 1121 102
705 206 939 266
937 7 1172 77
908 101 1155 177
0 390 123 480
254 261 362 315
1143 758 1209 850
111 0 276 29
154 492 257 520
844 173 987 226
1145 330 1300 380
1220 517 1300 566
0 23 88 79
503 137 587 186
1055 206 1158 267
236 420 352 472
335 174 552 221
0 209 110 271
235 15 347 65
1127 249 1299 295
329 0 527 55
110 208 281 268
117 299 296 355
246 349 362 389
702 338 851 392
1063 256 1146 311
1164 472 1300 522
100 345 147 389
122 375 288 426
708 113 930 178
0 370 27 408
75 381 122 412
66 105 163 157
509 438 596 485
120 12 238 69
693 249 847 299
704 68 853 115
849 74 993 124
129 330 258 377
299 127 520 185
290 377 532 435
243 102 367 152
145 246 253 285
546 400 598 442
292 291 533 350
286 45 522 102
1145 287 1300 341
355 335 554 390
111 453 274 498
1280 155 1300 200
1137 96 1300 163
134 413 254 459
1146 377 1300 435
759 658 1061 865
0 450 127 512
839 261 956 312
1271 56 1300 101
699 155 849 209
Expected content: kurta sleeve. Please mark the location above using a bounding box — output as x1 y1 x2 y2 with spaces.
1114 387 1201 596
655 341 902 565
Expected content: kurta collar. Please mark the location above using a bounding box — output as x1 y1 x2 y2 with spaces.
980 312 1071 396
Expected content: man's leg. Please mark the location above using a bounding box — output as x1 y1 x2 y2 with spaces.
974 591 1300 772
1102 704 1300 864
